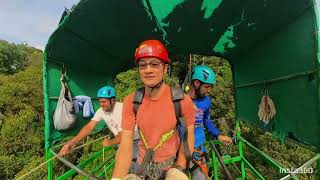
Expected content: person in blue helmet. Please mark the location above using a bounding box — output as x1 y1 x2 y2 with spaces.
59 86 140 171
187 65 232 179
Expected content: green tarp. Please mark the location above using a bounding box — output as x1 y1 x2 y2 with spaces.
44 0 320 149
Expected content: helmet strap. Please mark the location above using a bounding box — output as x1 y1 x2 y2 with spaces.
144 79 163 92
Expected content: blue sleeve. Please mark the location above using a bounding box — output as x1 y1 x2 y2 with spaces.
203 97 220 138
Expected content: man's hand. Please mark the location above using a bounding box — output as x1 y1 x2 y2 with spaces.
218 135 232 145
59 140 77 156
102 138 112 147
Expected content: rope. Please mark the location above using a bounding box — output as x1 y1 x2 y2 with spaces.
139 130 149 149
139 129 176 151
15 155 59 180
16 135 108 180
154 130 175 151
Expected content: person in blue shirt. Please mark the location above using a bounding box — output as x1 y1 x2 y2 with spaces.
187 65 232 179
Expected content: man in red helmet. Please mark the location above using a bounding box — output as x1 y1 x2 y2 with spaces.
112 40 195 180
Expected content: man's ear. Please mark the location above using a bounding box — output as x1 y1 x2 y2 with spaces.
193 80 201 88
163 63 169 74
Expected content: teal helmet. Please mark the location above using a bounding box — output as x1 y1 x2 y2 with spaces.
97 86 116 98
191 65 216 84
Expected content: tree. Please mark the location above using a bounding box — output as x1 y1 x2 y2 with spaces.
0 39 42 75
0 65 44 179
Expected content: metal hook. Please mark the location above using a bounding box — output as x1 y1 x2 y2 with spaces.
60 64 66 82
262 81 269 96
61 64 66 76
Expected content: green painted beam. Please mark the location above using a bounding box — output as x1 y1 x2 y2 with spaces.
223 156 242 164
238 136 285 172
211 149 219 180
44 53 54 180
98 159 115 177
55 147 113 180
91 154 115 174
236 121 246 180
243 157 265 180
46 148 54 180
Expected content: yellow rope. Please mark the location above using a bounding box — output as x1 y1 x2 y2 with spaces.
154 129 175 151
139 130 149 149
139 129 176 151
15 155 59 180
15 135 107 180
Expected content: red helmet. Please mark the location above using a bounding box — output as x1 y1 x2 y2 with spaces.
134 40 170 64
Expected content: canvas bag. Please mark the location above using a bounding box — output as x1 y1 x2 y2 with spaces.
53 74 76 130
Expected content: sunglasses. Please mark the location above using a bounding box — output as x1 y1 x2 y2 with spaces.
138 60 164 70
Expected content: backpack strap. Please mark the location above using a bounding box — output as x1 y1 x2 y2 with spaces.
170 86 191 174
132 87 144 116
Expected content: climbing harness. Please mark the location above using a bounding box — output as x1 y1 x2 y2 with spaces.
132 86 191 179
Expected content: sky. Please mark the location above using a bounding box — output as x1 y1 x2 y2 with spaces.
0 0 79 50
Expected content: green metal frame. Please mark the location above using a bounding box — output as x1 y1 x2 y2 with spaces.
44 119 320 179
206 119 320 180
52 146 115 180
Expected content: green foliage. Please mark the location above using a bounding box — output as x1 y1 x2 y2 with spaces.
14 156 47 180
27 51 43 66
0 108 43 156
0 40 27 74
0 155 24 179
0 39 42 75
240 121 317 179
0 65 44 179
114 68 141 101
0 65 43 117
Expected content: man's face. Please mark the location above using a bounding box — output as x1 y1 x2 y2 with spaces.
99 98 112 111
194 80 213 97
200 83 213 94
138 57 168 87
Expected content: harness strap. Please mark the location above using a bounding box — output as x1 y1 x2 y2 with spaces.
190 145 209 176
171 87 191 174
133 87 144 115
191 159 208 176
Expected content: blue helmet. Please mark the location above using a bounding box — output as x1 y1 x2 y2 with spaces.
191 65 216 84
97 86 116 98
